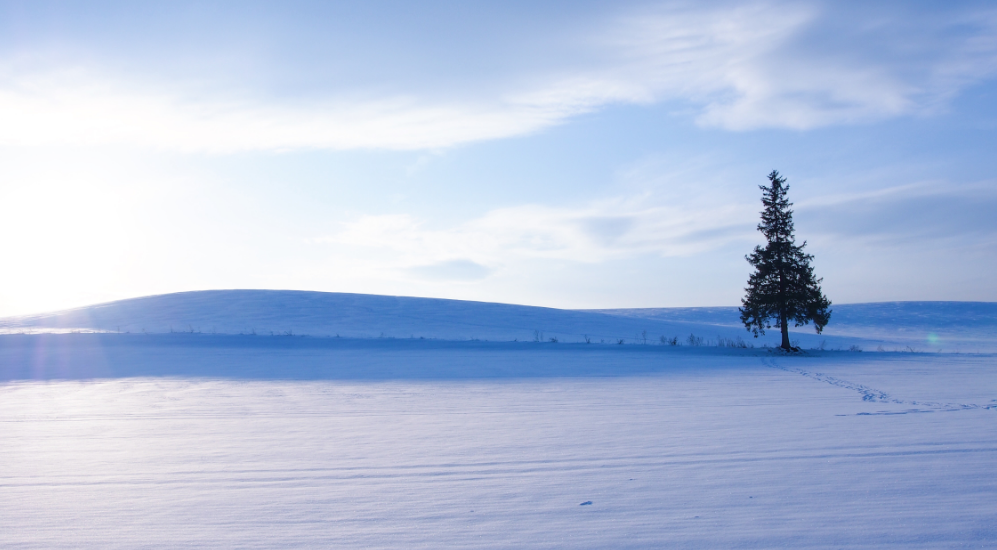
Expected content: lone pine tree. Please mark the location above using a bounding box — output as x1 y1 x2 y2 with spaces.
740 170 831 351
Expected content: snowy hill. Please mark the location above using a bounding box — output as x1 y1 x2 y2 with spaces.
0 290 753 345
1 290 994 351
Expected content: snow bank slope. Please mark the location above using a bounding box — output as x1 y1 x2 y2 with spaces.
0 290 769 345
2 290 993 350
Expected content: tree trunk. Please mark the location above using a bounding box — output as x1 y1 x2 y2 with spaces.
778 255 791 350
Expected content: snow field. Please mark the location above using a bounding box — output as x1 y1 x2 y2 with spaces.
1 341 994 548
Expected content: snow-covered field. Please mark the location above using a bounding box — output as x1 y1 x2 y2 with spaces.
1 292 995 548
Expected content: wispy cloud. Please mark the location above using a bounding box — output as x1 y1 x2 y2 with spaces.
317 196 757 276
0 67 576 152
798 179 997 245
1 2 995 151
591 2 997 129
407 259 492 282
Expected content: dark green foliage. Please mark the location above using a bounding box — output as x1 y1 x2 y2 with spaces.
740 170 831 350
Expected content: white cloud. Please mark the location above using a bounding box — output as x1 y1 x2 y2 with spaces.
0 2 995 151
594 2 997 129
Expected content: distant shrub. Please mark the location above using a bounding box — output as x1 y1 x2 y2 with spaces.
717 336 750 348
687 334 704 346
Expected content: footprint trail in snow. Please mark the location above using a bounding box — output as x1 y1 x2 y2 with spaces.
762 357 997 415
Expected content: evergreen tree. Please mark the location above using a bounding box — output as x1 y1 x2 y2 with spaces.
740 170 831 350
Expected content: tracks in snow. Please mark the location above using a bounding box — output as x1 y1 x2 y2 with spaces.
761 358 997 415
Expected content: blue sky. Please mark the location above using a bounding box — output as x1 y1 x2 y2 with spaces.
0 0 995 315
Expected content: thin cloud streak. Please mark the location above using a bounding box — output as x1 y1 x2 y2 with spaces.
317 199 757 272
0 68 580 152
798 180 997 245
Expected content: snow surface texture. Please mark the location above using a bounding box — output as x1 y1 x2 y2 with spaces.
3 289 994 351
0 337 995 548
